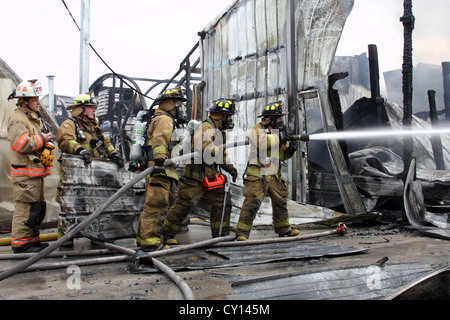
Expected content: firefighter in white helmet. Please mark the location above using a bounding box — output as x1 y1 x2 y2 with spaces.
7 80 53 253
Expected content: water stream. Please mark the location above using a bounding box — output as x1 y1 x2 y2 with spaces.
308 128 450 141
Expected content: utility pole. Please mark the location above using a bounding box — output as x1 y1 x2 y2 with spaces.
47 75 55 119
400 0 415 182
79 0 90 94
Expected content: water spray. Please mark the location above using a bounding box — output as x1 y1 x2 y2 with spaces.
288 128 450 142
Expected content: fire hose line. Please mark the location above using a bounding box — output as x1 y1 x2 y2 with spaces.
0 249 113 260
151 257 195 300
93 236 236 300
211 224 348 247
90 225 347 299
0 255 130 274
0 139 249 282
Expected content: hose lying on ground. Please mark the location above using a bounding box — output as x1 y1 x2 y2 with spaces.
0 138 250 282
0 152 196 281
94 235 236 300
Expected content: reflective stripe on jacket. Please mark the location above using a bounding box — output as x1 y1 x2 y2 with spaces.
183 117 230 182
245 122 293 180
8 107 51 182
57 116 117 158
145 109 178 181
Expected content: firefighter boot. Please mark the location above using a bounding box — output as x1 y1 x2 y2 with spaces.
279 228 300 237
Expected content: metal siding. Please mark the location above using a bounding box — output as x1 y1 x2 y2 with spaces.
201 0 354 189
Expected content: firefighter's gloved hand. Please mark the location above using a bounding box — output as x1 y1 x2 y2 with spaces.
110 153 124 168
278 125 289 142
90 137 101 149
128 162 139 172
40 142 55 167
78 149 92 165
220 164 238 182
229 167 238 182
151 158 165 176
287 140 298 155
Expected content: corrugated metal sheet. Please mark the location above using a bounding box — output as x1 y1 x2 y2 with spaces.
147 240 367 271
200 0 354 191
59 154 145 241
230 263 437 300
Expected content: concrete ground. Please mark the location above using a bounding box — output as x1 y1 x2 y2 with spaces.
0 221 449 300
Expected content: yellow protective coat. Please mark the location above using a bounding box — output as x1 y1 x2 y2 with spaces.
183 115 233 181
136 108 179 250
57 116 117 158
236 120 295 238
8 106 50 249
163 114 235 238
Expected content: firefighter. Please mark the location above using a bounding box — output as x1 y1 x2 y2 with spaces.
162 98 238 243
57 93 124 166
7 80 53 253
236 101 299 241
136 87 188 251
56 93 124 242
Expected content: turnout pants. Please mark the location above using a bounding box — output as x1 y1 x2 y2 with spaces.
11 178 46 250
136 175 173 250
163 177 232 238
236 175 291 238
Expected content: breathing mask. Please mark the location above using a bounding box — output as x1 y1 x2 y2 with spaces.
175 100 188 125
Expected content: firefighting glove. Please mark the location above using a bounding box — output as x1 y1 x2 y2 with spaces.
78 148 92 165
287 140 298 155
110 153 124 168
278 126 289 142
220 164 238 182
40 142 55 167
128 162 138 172
151 158 165 176
90 137 102 149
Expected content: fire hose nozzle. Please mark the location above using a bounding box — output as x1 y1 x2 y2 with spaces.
288 134 310 142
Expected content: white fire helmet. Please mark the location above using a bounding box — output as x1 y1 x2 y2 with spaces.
15 80 43 98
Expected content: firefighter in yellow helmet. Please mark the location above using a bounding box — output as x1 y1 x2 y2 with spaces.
136 87 188 252
162 98 238 244
236 101 299 241
7 80 53 253
57 93 124 166
56 93 124 243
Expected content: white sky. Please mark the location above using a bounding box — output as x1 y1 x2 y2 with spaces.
1 0 449 98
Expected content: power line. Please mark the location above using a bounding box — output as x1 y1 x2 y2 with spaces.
61 0 154 101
